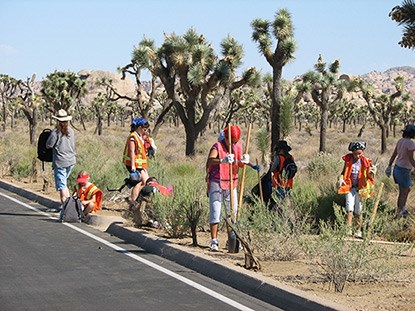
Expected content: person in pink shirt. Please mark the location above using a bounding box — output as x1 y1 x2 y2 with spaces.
385 124 415 217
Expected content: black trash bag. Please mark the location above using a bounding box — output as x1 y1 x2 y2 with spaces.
250 167 273 206
107 172 142 192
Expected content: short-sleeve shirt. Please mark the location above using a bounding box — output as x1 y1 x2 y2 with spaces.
208 142 222 183
46 128 76 169
395 138 415 169
350 159 361 187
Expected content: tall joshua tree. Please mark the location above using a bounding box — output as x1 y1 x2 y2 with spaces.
357 76 407 153
251 8 297 152
390 0 415 48
300 55 353 152
0 74 19 132
132 28 259 156
41 71 87 123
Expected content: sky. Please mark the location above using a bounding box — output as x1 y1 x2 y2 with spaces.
1 0 413 82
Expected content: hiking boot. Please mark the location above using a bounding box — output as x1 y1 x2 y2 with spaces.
210 239 219 252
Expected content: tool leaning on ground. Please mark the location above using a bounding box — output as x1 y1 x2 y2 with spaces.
225 124 261 269
226 124 239 253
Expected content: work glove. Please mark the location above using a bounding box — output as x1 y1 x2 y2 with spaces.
241 154 250 164
385 165 392 177
336 176 346 189
220 154 235 164
150 139 157 153
369 164 377 176
250 164 261 171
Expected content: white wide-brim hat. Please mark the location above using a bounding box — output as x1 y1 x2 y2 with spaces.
52 109 72 122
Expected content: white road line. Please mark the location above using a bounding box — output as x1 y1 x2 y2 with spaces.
0 192 255 311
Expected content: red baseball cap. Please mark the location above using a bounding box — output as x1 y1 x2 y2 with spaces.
76 174 89 183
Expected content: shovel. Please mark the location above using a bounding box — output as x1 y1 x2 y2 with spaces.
226 124 239 253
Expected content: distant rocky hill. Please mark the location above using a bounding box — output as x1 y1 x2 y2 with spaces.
76 67 415 105
361 66 415 97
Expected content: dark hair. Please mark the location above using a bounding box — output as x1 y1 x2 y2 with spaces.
402 124 415 139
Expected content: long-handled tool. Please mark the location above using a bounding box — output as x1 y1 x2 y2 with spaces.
226 124 239 253
366 182 384 240
237 123 252 219
256 158 264 203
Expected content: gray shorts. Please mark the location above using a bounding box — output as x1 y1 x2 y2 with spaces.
209 181 238 224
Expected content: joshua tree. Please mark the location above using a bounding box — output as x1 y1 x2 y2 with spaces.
0 74 19 132
251 8 297 152
16 74 41 144
41 71 87 124
390 0 415 48
131 28 259 156
300 55 353 152
356 76 407 153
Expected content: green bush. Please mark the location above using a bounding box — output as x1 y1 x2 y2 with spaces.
307 152 341 181
152 178 208 242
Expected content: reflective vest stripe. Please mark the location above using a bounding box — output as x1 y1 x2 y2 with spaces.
123 132 148 168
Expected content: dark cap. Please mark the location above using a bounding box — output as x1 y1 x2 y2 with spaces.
275 140 292 152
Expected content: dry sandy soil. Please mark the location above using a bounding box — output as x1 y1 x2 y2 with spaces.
2 175 415 311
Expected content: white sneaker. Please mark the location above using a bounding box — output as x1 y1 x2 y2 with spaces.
355 230 362 239
210 239 219 251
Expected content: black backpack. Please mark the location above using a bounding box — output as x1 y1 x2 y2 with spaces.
59 196 84 223
281 154 297 180
37 129 53 162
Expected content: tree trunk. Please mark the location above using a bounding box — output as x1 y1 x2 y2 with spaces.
271 68 282 152
2 102 6 132
97 116 103 136
29 110 38 145
381 125 387 154
184 125 198 156
320 106 328 152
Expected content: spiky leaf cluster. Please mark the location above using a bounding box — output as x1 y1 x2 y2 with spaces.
251 19 272 55
390 0 415 48
272 8 294 40
41 71 87 111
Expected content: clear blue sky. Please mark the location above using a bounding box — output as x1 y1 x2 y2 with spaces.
0 0 413 81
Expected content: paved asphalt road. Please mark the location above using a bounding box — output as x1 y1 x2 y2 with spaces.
0 189 282 311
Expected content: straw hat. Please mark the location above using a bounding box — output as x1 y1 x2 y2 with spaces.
52 109 72 122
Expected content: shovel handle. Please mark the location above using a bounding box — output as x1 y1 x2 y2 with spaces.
237 123 252 217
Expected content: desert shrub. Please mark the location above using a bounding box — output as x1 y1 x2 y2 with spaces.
307 152 341 181
238 195 313 261
0 135 36 180
11 158 32 180
152 179 208 241
301 204 404 293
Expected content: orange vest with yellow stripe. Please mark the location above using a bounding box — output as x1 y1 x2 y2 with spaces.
76 183 103 212
123 131 148 169
337 153 374 199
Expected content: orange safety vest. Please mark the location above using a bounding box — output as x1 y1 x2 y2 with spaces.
123 131 148 169
215 140 242 190
272 153 294 189
76 183 103 212
337 153 375 199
